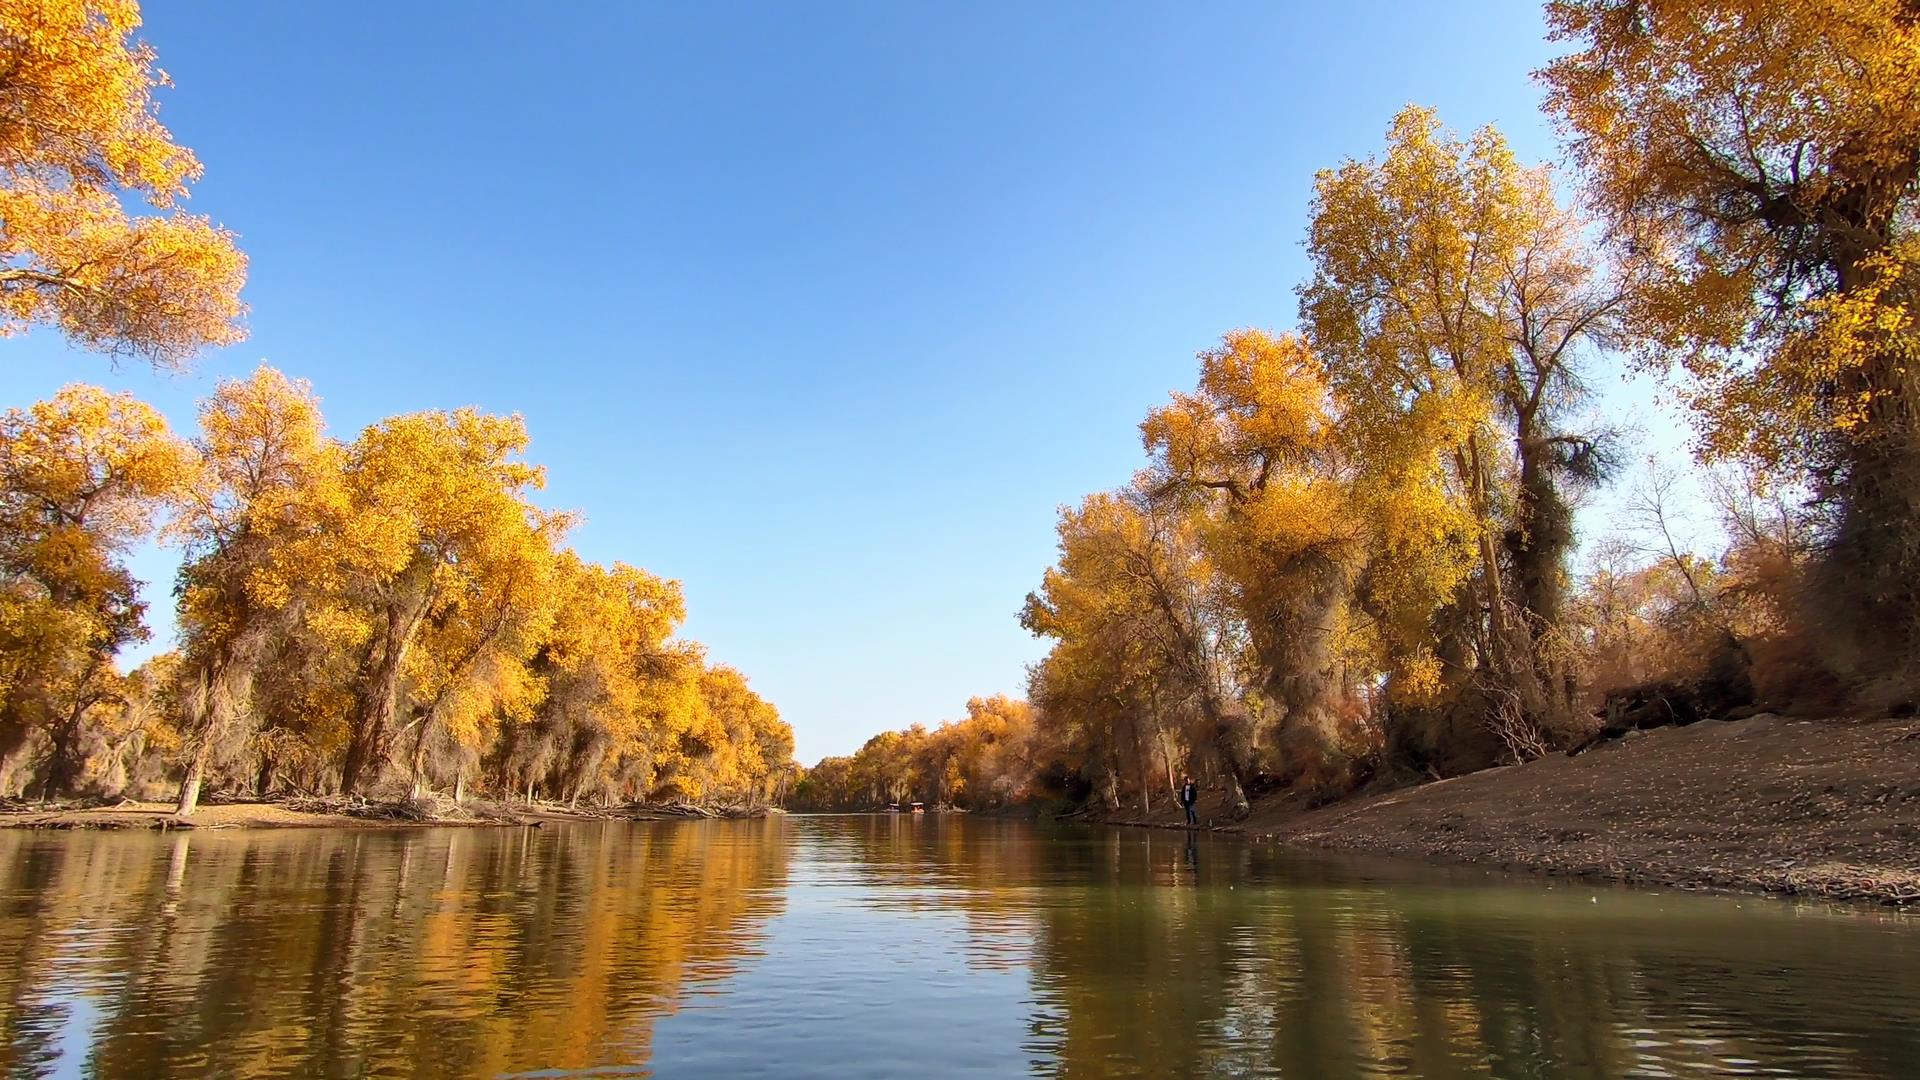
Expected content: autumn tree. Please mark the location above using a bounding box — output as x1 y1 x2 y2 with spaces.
96 648 178 793
937 694 1034 808
1566 461 1824 711
328 409 558 795
1541 0 1920 702
792 754 856 810
783 695 1055 813
0 384 191 795
168 367 334 815
1141 329 1371 787
502 553 692 804
0 375 796 805
692 664 786 805
1300 106 1618 755
748 685 796 805
1023 490 1252 814
396 509 562 801
238 612 356 795
851 728 920 806
0 0 246 366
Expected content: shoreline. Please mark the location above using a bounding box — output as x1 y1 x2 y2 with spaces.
0 798 783 831
1094 712 1920 906
11 714 1917 908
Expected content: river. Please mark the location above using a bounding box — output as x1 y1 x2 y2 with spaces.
1 816 1916 1078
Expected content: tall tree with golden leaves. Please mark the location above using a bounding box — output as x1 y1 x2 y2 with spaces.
395 502 564 801
1541 0 1920 701
328 409 553 795
1301 106 1618 752
169 368 336 815
0 0 246 366
1142 330 1365 777
1023 490 1252 813
0 385 192 795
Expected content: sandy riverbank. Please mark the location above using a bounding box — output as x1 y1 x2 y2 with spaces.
1105 712 1920 905
2 800 395 830
0 798 781 830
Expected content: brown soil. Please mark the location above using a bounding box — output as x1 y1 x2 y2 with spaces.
2 800 381 830
1110 713 1920 905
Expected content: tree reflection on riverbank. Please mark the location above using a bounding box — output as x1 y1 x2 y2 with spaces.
0 821 789 1078
790 817 1920 1079
1 818 1916 1078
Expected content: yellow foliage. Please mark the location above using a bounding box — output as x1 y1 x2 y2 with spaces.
0 373 798 801
0 383 192 789
0 0 246 365
1540 0 1920 461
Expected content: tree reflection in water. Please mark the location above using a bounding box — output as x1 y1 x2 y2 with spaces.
1 819 1916 1078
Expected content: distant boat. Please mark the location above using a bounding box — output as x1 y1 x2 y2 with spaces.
885 803 901 813
910 802 925 814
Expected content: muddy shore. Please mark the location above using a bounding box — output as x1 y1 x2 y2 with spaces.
1104 712 1920 905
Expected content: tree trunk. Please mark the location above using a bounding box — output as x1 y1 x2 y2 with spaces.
174 666 215 816
1219 753 1250 818
43 708 88 801
1822 411 1920 702
405 714 432 800
1508 422 1578 728
342 563 434 795
173 629 264 819
1464 432 1550 735
1134 716 1153 813
176 752 207 817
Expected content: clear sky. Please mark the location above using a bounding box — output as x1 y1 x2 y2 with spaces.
0 1 1689 763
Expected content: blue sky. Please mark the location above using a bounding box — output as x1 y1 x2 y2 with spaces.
0 2 1688 762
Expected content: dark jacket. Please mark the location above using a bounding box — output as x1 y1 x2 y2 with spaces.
1180 782 1197 807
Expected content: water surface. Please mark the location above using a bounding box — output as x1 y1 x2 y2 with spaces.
2 816 1917 1078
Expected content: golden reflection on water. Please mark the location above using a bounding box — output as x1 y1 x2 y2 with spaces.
1 817 1917 1078
0 821 789 1078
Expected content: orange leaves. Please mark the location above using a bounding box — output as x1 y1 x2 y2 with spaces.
0 383 193 753
0 383 195 540
1540 0 1920 693
0 376 796 800
0 0 198 198
1302 107 1530 449
791 694 1032 811
1689 240 1920 465
1540 0 1920 459
530 546 793 803
1141 330 1334 499
0 0 246 366
173 367 335 616
330 409 553 604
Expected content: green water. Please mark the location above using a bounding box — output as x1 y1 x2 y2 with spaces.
2 816 1917 1078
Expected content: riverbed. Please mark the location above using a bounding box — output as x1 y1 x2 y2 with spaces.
2 816 1917 1078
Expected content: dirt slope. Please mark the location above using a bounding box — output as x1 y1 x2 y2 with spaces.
1123 713 1920 904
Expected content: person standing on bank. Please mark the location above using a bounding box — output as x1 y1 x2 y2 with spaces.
1180 777 1198 827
